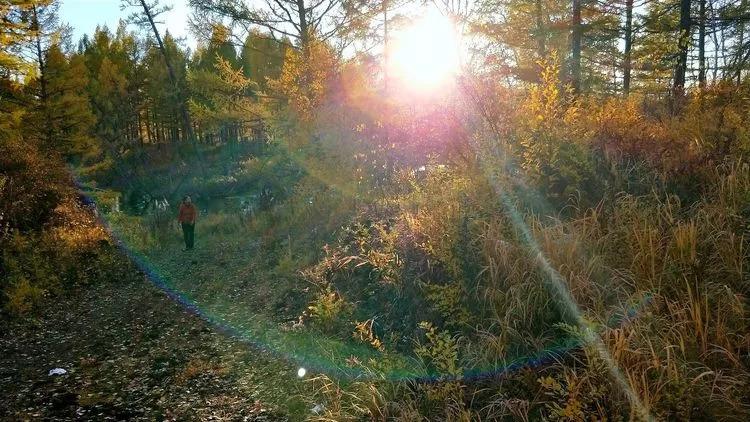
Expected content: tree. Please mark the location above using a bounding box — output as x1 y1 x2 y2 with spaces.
571 0 582 93
123 0 196 145
622 0 633 96
81 26 138 154
0 0 53 75
28 1 59 107
698 0 706 87
673 0 692 96
473 0 619 92
189 0 377 49
267 35 337 148
194 23 238 70
634 1 680 97
473 0 569 83
240 30 287 90
189 24 249 145
189 56 267 146
31 44 95 154
143 33 189 144
623 0 634 95
719 0 750 84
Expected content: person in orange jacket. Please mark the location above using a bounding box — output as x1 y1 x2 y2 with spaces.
177 195 198 250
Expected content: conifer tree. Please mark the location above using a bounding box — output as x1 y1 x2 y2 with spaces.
82 27 132 155
189 0 378 49
143 33 189 144
0 0 53 75
240 30 287 90
32 44 95 154
123 0 196 147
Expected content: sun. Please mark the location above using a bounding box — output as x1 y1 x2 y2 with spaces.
389 9 461 90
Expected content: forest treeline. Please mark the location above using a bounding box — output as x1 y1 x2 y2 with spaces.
2 0 750 420
3 0 750 160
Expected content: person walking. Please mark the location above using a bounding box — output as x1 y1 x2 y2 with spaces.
177 195 198 251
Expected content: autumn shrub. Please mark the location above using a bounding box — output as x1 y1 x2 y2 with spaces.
4 277 46 316
305 287 354 337
1 197 132 317
280 59 750 420
512 60 599 205
0 138 75 316
89 189 121 213
299 145 749 420
578 83 750 202
682 82 750 160
0 136 71 236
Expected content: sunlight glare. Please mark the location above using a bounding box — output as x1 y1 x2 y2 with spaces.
390 9 461 89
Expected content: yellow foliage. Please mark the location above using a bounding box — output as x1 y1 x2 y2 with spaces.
269 37 337 125
415 321 462 378
265 38 342 152
422 282 471 329
4 277 45 316
353 319 384 352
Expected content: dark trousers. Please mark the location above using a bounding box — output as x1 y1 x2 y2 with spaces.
181 223 195 249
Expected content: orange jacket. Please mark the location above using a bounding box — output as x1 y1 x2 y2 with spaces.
178 203 197 224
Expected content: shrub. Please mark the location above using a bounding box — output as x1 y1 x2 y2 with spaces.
0 136 71 236
306 287 352 336
4 277 45 316
515 59 598 204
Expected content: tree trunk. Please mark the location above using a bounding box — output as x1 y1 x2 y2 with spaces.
32 6 54 146
144 108 153 144
383 0 390 147
709 0 719 81
296 0 309 48
535 0 546 59
623 0 633 95
137 110 145 146
383 0 389 91
737 2 746 84
673 0 692 97
698 0 706 88
571 0 582 93
32 7 47 103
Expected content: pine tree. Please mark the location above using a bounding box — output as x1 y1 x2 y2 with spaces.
189 0 377 49
719 0 750 83
194 24 237 71
474 0 620 92
240 30 287 90
474 0 569 83
32 44 95 154
189 56 265 147
143 33 189 144
0 0 53 75
188 24 252 145
673 0 692 96
633 0 681 97
79 24 146 153
123 0 197 149
623 0 634 95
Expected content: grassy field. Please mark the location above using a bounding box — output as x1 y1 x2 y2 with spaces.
104 207 421 379
70 138 749 420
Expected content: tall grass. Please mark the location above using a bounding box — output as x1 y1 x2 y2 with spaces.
294 115 749 419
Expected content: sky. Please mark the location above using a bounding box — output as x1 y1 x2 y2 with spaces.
59 0 195 49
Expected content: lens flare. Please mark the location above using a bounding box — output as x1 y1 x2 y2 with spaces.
390 9 461 89
74 168 655 391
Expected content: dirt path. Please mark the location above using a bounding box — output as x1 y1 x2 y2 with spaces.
0 274 307 420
